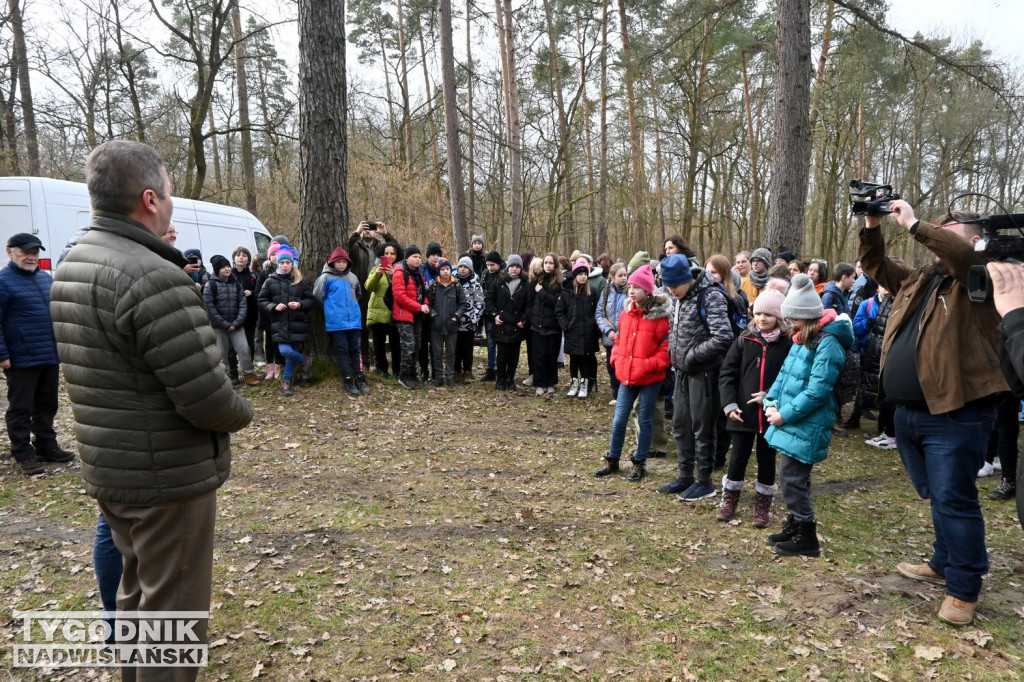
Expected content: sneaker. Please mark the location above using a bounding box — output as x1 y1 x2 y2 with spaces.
657 477 693 495
546 386 555 394
992 457 1002 473
398 376 416 390
977 461 995 478
937 595 976 626
678 480 717 502
608 399 617 406
988 478 1016 500
864 434 888 446
877 436 898 450
895 561 946 586
535 387 545 396
522 375 534 387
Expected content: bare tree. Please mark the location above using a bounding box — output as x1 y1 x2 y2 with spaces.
7 0 38 173
232 0 256 213
437 0 468 251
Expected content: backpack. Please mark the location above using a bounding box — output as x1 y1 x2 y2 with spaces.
383 275 395 311
812 331 860 405
695 283 745 339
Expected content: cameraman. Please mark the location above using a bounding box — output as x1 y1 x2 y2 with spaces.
860 199 1007 626
348 221 401 368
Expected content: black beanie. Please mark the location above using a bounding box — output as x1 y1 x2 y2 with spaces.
427 242 443 257
404 244 422 259
210 254 231 273
485 250 503 265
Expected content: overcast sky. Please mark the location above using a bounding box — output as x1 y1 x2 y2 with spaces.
884 0 1022 65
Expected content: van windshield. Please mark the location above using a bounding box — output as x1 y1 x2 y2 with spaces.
254 232 271 256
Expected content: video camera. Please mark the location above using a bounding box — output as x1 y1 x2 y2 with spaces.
963 213 1024 302
849 179 900 217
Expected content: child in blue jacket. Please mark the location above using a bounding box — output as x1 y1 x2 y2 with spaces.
314 247 367 396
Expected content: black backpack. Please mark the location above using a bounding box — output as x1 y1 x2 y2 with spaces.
812 330 860 405
695 283 745 339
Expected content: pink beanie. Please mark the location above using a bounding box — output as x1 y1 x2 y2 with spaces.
627 264 656 293
753 288 785 318
267 242 281 259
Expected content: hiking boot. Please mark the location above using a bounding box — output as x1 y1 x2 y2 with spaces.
773 520 820 557
566 378 580 397
768 514 797 545
432 377 445 388
752 485 776 528
398 375 416 390
657 477 693 495
896 562 946 586
35 446 75 463
356 373 372 395
18 456 45 476
577 379 590 399
679 480 716 502
242 373 261 387
445 377 456 387
343 377 361 397
280 380 295 397
938 595 977 626
716 484 741 522
454 371 464 384
462 371 474 383
627 458 647 482
594 457 620 478
301 355 313 381
988 478 1016 500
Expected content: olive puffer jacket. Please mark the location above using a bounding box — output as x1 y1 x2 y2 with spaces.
50 212 254 505
258 272 316 344
364 264 393 326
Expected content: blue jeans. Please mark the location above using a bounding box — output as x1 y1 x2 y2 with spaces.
485 318 497 370
895 404 996 602
608 382 661 461
278 342 306 381
94 514 122 613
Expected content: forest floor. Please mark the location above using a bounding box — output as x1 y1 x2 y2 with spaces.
0 353 1022 681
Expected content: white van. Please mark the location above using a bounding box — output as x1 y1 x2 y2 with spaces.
0 177 273 272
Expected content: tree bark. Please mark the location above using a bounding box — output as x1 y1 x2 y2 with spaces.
764 0 811 255
617 0 645 252
438 0 468 252
8 0 39 174
465 0 475 232
597 0 609 256
232 0 258 213
498 0 523 253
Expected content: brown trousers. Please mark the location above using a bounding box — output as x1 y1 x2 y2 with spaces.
100 490 217 682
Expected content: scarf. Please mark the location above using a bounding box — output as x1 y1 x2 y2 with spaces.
792 308 837 345
748 269 770 290
760 327 782 343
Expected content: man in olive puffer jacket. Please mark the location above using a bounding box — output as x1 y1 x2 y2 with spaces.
50 140 253 676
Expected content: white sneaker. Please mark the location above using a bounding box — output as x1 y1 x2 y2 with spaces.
992 457 1002 473
577 380 589 399
608 399 617 406
978 462 995 478
522 375 533 387
535 387 545 396
546 386 555 394
877 436 898 450
566 378 580 397
864 434 888 446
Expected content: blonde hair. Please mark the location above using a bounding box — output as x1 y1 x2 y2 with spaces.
705 254 736 296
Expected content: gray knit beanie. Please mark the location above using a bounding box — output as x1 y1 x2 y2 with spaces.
506 254 523 269
781 273 824 320
750 247 773 266
471 234 485 247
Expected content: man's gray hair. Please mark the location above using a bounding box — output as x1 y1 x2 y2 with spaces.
86 140 167 214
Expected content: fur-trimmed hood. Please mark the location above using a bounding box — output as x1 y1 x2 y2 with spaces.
622 290 673 319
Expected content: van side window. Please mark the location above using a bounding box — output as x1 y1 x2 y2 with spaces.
254 232 272 255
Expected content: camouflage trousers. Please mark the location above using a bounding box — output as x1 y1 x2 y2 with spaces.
396 319 422 380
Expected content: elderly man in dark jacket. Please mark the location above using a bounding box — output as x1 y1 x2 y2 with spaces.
51 140 253 679
0 233 75 475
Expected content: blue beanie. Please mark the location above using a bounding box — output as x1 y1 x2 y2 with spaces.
276 245 298 263
183 248 202 260
660 254 693 287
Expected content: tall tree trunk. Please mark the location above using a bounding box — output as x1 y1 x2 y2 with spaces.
418 29 445 216
111 0 146 141
650 80 666 246
543 0 572 252
396 0 413 228
617 0 644 252
764 0 811 255
438 0 468 252
682 16 713 242
597 0 609 256
465 0 475 232
232 1 257 213
3 60 19 171
8 0 39 174
208 106 222 194
299 0 349 355
741 48 760 244
498 0 523 252
580 16 596 254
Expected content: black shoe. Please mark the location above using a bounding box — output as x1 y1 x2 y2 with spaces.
594 457 620 478
398 376 416 390
445 377 456 387
842 419 860 429
627 459 647 482
17 456 45 476
431 377 445 388
36 447 75 463
773 520 821 557
767 514 797 545
989 478 1016 500
356 373 372 395
484 368 496 382
343 377 361 397
862 409 877 421
657 477 693 495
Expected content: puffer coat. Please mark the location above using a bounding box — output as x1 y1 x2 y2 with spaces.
609 292 672 386
391 261 428 324
718 327 793 433
595 283 628 348
50 212 253 505
484 270 529 344
259 272 315 344
427 278 468 335
668 267 734 374
313 264 362 332
764 315 855 464
0 261 59 367
556 284 600 355
455 271 484 331
364 264 393 326
203 273 246 330
528 275 562 334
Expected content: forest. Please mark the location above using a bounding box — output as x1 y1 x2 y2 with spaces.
1 0 1022 265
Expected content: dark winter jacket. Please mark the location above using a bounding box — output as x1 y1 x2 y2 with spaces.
427 277 469 335
391 261 428 324
484 270 529 344
855 293 892 409
556 284 601 355
0 261 59 367
313 264 362 332
609 292 672 386
258 272 316 344
718 327 793 433
203 273 247 330
820 281 851 316
528 274 562 335
468 249 487 279
234 265 260 329
50 212 253 505
998 307 1024 398
668 267 734 375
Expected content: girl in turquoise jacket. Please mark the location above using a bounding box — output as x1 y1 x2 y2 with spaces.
760 274 854 558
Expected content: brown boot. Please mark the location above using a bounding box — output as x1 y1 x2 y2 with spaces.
896 562 946 586
242 373 261 386
716 477 742 522
938 595 976 626
752 482 777 528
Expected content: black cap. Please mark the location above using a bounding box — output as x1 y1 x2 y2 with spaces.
426 242 443 257
210 254 231 273
7 233 44 251
404 244 422 258
485 250 503 265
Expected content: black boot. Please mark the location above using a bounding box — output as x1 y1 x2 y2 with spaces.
767 514 797 545
627 458 647 482
355 372 372 395
594 457 620 477
773 520 821 557
343 376 361 397
484 367 496 382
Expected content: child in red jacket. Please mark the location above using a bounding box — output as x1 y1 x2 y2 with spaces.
594 265 672 482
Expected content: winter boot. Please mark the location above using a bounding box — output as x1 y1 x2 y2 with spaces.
356 372 372 395
264 363 277 380
767 514 797 545
594 456 620 478
242 373 261 387
302 355 313 381
484 367 496 382
454 371 464 384
773 520 820 557
627 457 647 482
752 482 777 528
280 380 295 397
577 379 590 399
716 476 743 522
566 378 580 397
343 376 361 397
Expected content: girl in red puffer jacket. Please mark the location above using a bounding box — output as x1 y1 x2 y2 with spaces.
594 265 672 482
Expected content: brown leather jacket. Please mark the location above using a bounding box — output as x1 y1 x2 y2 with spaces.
859 222 1007 414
